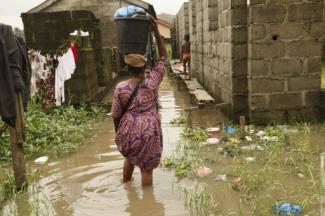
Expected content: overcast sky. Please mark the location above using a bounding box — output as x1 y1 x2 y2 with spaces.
0 0 187 29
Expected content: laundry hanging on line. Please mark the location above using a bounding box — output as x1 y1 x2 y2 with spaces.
29 42 79 108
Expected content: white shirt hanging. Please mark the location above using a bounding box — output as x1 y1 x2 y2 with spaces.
55 48 76 106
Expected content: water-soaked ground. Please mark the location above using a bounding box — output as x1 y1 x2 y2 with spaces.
3 74 226 216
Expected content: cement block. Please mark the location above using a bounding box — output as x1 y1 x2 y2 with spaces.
271 58 303 76
249 24 266 41
287 41 321 57
250 42 285 59
269 93 302 110
288 3 323 21
250 95 268 111
250 79 285 93
251 5 286 24
288 76 320 91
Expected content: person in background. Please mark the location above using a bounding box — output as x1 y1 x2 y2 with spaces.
110 18 167 186
181 34 191 80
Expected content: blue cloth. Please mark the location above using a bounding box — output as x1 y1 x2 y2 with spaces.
273 203 302 216
224 126 238 135
114 6 147 18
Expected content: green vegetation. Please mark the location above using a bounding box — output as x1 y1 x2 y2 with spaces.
162 121 324 215
0 99 106 163
170 117 186 127
182 185 218 215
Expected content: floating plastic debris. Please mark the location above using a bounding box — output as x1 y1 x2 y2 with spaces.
215 174 227 182
207 127 220 134
245 136 253 142
224 126 238 135
34 156 49 165
196 167 212 177
273 203 302 216
256 130 266 137
245 157 255 162
205 138 221 145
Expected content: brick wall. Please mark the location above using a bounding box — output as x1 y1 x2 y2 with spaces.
248 0 323 123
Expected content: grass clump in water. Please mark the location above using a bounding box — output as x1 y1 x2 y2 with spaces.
170 117 186 127
0 99 106 163
182 185 219 215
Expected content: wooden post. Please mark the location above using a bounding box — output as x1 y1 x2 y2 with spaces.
239 116 246 140
9 93 27 189
321 152 325 215
187 109 193 128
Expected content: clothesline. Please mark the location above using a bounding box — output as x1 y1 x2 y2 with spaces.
29 39 79 108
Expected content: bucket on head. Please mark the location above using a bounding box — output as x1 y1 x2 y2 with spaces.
115 17 150 55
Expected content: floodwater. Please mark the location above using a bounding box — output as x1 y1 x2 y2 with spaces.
2 74 226 216
3 73 325 215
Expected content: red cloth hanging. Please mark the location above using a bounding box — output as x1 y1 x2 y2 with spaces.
70 42 79 63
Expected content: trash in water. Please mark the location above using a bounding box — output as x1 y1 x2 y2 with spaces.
205 138 221 145
273 203 302 216
215 174 227 182
241 145 264 151
245 136 253 142
261 136 279 142
207 127 220 134
229 138 240 144
234 177 241 185
256 130 266 137
196 167 212 177
232 178 241 191
297 173 304 179
34 156 49 165
224 126 238 135
245 157 255 162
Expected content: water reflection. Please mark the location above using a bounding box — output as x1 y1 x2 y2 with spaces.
126 186 165 216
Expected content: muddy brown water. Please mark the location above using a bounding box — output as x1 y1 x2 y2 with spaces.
2 74 325 216
2 75 227 216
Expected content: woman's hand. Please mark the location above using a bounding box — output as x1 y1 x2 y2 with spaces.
150 17 166 58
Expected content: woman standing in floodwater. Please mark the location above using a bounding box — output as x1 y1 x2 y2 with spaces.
110 18 166 186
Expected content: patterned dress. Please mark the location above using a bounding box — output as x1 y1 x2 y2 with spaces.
111 58 166 171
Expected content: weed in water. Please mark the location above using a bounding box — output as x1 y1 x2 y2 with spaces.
182 185 219 216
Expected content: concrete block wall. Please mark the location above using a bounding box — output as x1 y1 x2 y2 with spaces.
65 50 98 104
174 3 190 58
248 0 323 123
173 0 324 123
189 0 247 118
42 0 119 48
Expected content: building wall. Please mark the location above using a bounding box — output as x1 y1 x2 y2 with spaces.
157 22 171 38
248 0 323 123
175 3 190 58
173 0 324 123
42 0 129 48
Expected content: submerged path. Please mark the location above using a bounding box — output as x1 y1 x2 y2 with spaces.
3 75 224 216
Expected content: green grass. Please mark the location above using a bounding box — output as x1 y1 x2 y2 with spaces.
0 99 105 163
